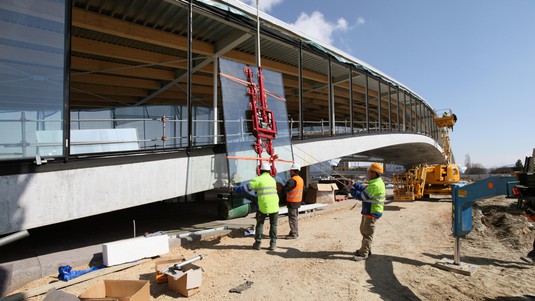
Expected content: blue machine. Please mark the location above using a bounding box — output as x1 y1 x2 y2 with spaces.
449 176 518 266
452 176 517 237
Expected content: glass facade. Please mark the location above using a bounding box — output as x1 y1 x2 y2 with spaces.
0 0 440 164
0 0 66 159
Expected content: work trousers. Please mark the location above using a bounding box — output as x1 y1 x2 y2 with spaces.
255 211 278 246
528 238 535 258
358 216 377 256
287 207 299 237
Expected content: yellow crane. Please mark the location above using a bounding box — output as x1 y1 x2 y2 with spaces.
393 110 460 201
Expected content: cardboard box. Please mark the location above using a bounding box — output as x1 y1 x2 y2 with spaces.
304 183 338 204
167 263 202 297
78 280 150 301
155 256 185 284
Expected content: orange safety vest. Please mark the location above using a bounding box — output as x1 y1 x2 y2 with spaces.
286 175 304 203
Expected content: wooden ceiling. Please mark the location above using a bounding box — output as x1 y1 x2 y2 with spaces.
69 0 416 125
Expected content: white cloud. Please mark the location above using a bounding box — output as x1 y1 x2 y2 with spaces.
291 11 348 45
239 0 284 12
356 16 366 25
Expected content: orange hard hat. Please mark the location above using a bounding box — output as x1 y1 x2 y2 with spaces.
368 163 383 174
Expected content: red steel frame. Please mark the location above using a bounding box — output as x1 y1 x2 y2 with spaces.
245 66 278 176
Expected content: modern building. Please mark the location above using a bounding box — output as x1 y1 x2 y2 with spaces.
0 0 447 238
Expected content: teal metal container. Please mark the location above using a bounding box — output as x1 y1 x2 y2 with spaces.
218 196 252 220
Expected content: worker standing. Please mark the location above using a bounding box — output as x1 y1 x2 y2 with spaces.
520 199 535 264
283 164 304 239
350 163 386 261
234 162 280 250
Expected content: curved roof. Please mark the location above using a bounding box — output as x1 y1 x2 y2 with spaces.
213 0 430 107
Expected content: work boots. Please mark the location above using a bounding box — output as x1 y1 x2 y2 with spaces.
353 249 371 261
269 241 276 251
252 242 261 250
520 256 534 265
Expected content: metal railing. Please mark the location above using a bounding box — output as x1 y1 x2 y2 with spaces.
0 112 434 160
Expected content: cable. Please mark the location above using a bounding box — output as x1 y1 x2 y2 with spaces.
279 143 357 188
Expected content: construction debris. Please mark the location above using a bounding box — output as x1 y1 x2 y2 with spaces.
229 281 254 294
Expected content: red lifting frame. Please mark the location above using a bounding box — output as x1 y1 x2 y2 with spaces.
245 66 278 176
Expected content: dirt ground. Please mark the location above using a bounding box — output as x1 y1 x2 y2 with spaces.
11 194 535 300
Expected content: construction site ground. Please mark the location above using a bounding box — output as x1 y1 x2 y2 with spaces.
5 192 535 300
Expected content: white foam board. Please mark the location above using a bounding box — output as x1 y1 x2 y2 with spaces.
278 203 327 215
103 234 169 266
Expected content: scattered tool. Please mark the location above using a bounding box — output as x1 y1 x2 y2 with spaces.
160 255 206 275
229 281 254 294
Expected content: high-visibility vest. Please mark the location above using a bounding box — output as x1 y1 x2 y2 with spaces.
247 172 279 214
286 175 304 203
359 177 386 218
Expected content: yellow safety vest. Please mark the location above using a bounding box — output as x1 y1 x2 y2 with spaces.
286 175 304 203
248 172 279 214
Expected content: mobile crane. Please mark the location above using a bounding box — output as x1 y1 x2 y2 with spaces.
393 110 461 201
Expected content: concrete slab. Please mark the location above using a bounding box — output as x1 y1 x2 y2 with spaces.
434 258 479 276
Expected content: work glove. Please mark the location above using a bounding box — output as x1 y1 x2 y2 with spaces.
353 182 365 192
233 186 245 194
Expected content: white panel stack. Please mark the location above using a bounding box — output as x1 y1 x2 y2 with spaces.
103 235 169 266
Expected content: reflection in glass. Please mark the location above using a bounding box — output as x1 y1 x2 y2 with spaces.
0 0 66 160
219 58 293 185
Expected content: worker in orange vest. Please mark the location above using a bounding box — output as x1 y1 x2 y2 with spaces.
283 164 304 239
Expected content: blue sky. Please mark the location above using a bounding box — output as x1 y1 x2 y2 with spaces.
239 0 535 168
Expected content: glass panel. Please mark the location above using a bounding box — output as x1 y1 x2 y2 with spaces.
367 76 380 132
145 105 180 149
332 63 350 135
279 47 298 139
284 72 300 138
69 0 202 155
0 0 66 160
193 106 214 146
409 96 416 131
417 100 423 133
302 52 329 137
379 80 390 131
402 92 409 132
71 110 113 130
68 104 206 155
191 7 217 149
219 58 292 184
390 85 398 132
351 70 366 132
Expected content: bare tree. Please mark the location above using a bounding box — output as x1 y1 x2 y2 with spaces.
465 154 472 168
465 162 487 175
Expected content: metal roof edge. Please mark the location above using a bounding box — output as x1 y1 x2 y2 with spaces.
200 0 431 108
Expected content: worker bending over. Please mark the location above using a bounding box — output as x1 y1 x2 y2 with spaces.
350 163 386 261
234 162 280 251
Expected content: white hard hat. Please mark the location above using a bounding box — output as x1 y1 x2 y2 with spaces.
290 163 301 171
260 162 271 171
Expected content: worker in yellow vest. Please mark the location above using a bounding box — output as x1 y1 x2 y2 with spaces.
283 164 304 239
349 162 386 261
233 162 280 250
